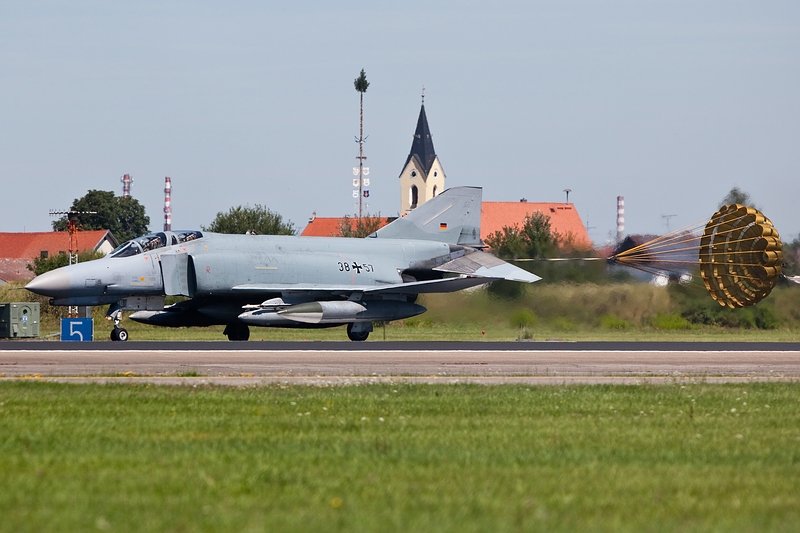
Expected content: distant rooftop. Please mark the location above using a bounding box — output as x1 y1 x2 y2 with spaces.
301 201 592 250
0 230 117 259
0 229 118 283
481 202 592 250
300 217 395 237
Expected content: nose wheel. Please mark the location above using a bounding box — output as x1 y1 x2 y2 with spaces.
107 306 129 342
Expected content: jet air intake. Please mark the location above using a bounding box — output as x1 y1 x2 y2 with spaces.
238 300 426 326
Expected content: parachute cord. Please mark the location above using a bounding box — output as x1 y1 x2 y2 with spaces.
613 233 774 261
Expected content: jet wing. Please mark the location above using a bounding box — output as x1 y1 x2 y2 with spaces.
231 253 539 296
231 277 488 296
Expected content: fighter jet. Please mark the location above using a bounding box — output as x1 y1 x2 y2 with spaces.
26 187 540 341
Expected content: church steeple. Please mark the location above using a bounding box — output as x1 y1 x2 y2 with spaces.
398 92 446 214
404 104 437 176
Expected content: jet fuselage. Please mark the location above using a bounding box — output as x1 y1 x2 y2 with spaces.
28 232 456 306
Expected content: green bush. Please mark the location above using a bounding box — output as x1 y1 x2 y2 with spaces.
680 300 780 330
516 328 535 340
753 306 780 330
651 313 692 330
509 309 537 329
551 317 577 331
598 314 631 330
404 317 433 328
667 277 794 330
486 279 525 299
737 309 757 329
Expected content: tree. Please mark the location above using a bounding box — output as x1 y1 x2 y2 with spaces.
337 214 384 238
485 212 557 259
202 205 295 235
27 250 104 276
783 233 800 277
719 187 756 208
52 190 150 243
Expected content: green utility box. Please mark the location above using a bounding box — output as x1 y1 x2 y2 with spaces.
0 302 40 338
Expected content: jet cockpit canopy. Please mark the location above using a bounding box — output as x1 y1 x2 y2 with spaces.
109 230 203 258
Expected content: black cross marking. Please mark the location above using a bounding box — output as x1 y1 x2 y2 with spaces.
351 262 363 274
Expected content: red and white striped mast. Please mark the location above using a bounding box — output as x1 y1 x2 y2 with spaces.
120 174 133 197
163 177 172 231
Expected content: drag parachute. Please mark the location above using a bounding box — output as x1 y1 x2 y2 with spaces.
610 204 783 308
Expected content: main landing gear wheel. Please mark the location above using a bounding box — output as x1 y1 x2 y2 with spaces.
110 328 128 342
224 323 250 341
347 323 370 342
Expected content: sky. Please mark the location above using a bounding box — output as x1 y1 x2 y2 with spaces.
1 1 798 245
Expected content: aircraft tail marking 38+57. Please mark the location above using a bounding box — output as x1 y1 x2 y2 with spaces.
26 187 540 341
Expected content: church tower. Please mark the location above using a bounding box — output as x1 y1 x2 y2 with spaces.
399 94 445 214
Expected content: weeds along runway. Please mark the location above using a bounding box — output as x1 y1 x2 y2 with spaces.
1 341 799 385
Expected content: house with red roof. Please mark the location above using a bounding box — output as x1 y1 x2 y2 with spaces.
301 215 396 238
0 230 118 284
480 201 592 250
301 203 591 250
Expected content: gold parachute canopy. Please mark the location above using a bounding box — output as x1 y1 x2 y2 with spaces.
699 204 782 308
610 204 783 308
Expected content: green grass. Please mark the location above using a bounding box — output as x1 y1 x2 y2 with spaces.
1 382 799 532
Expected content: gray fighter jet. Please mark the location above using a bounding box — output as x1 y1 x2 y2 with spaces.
26 187 540 341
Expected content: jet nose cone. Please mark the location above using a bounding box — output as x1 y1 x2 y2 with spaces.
26 269 70 297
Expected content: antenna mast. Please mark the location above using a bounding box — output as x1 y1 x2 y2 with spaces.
662 214 677 232
48 209 97 317
353 69 370 218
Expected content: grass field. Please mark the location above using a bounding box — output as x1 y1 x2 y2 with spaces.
2 382 799 532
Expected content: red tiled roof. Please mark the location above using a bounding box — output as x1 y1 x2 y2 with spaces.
300 218 346 237
300 218 394 237
481 202 592 250
301 203 592 250
0 230 115 259
0 258 34 283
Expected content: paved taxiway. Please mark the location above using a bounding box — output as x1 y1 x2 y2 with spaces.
1 341 799 385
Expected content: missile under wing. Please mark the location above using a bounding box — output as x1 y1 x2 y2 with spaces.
26 187 540 341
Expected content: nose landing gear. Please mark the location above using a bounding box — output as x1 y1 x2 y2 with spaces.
107 306 129 342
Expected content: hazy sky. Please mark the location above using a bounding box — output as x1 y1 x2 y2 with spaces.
2 1 798 244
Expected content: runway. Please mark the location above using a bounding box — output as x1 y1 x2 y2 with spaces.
1 341 799 385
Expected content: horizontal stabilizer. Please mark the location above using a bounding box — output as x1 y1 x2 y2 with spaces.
434 250 541 283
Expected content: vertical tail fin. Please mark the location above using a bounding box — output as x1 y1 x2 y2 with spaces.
373 186 483 246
